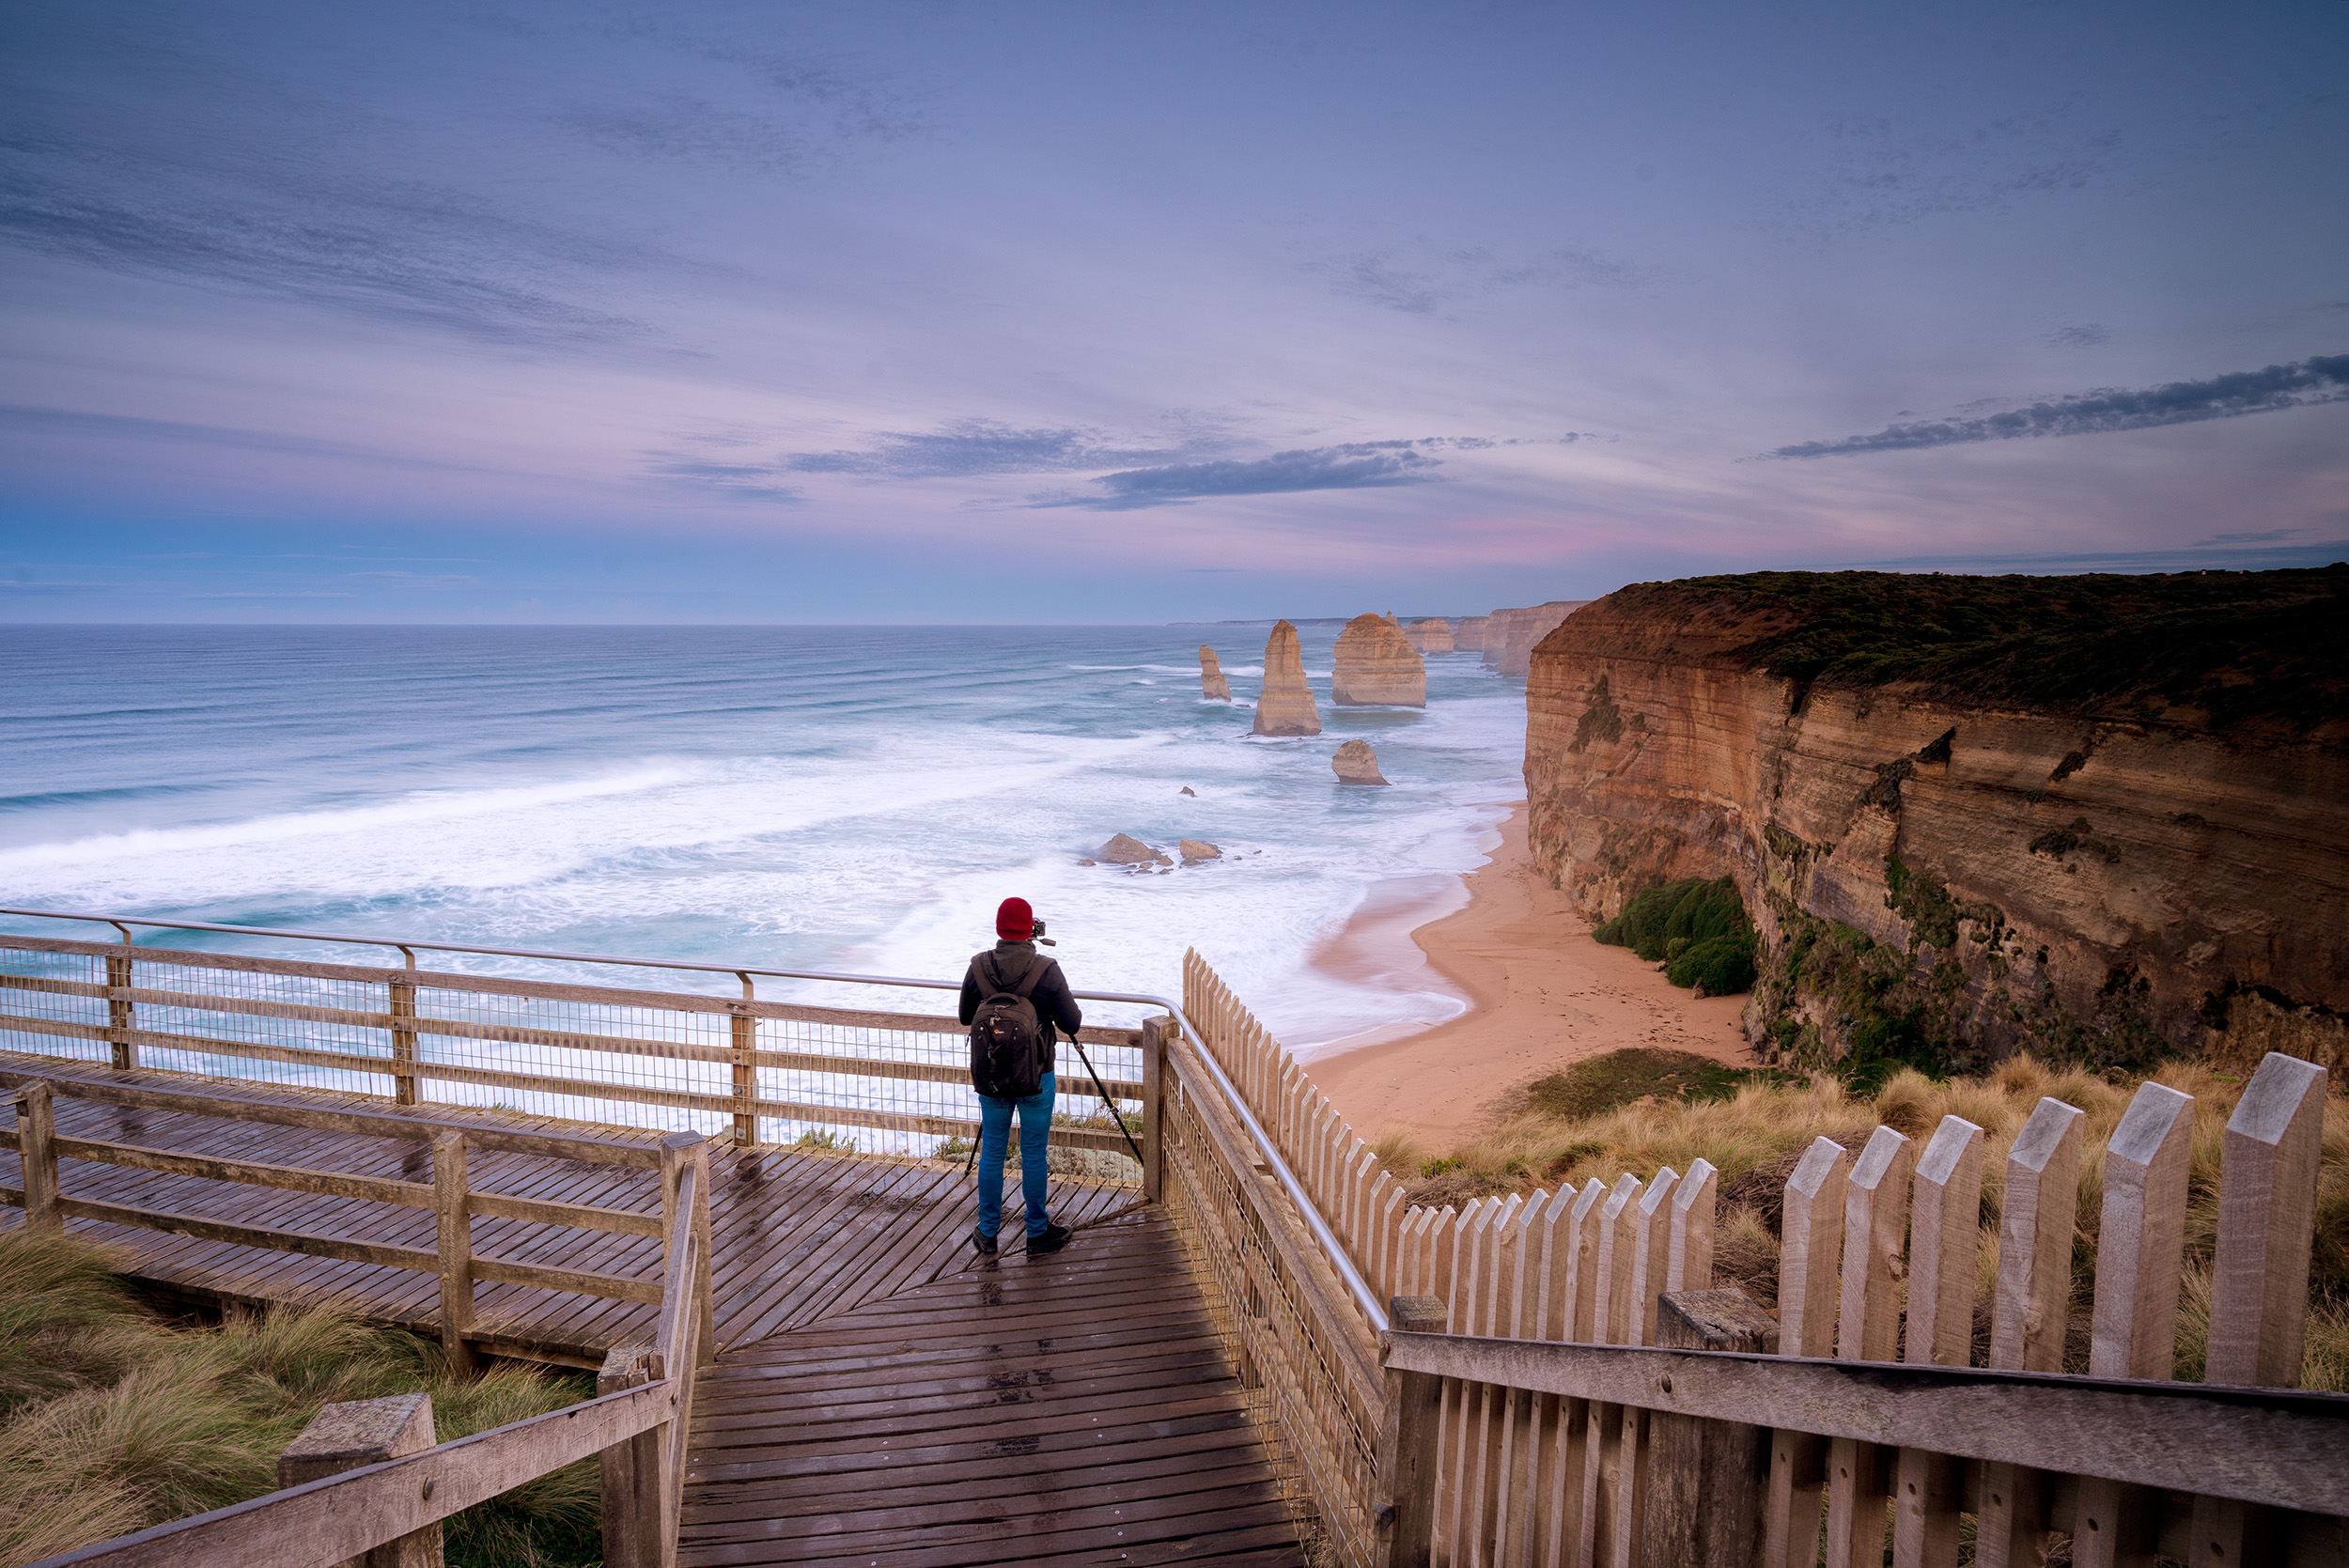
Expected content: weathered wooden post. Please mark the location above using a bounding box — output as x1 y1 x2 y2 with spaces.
105 946 137 1070
660 1130 716 1363
278 1392 443 1568
598 1344 666 1568
2076 1081 2193 1568
1373 1295 1448 1568
389 971 421 1107
2191 1052 2327 1568
1646 1287 1777 1568
1766 1136 1848 1568
16 1081 60 1234
432 1130 474 1375
1827 1126 1914 1568
1978 1096 2084 1568
1894 1115 1984 1568
1141 1016 1168 1202
729 975 757 1147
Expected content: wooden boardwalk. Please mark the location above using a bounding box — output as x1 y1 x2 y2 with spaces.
1 1056 1304 1563
683 1206 1304 1568
0 1057 1139 1363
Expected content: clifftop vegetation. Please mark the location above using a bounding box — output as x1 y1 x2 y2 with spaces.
1604 564 2349 728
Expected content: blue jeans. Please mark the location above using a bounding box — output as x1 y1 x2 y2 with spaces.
975 1072 1054 1239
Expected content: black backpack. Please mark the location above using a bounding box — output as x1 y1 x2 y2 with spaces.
969 951 1052 1098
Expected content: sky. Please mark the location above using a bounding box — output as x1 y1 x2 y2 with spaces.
3 0 2345 624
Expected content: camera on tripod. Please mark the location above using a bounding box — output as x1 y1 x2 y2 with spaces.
1031 918 1056 947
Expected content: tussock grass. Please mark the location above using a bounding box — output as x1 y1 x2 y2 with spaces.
1409 1050 2349 1389
0 1230 598 1568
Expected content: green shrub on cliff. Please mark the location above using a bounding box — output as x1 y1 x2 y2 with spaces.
1594 876 1758 994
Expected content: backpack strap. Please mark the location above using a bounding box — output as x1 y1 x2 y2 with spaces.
978 951 1050 1000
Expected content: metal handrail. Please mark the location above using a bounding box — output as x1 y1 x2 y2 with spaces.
0 906 1392 1331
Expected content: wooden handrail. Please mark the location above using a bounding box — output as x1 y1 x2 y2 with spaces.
1379 1329 2349 1517
22 1376 681 1568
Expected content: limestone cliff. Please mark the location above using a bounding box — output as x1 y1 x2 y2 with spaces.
1484 600 1592 676
1332 613 1426 706
1523 568 2349 1079
1200 645 1232 701
1454 615 1489 654
1252 620 1323 736
1406 617 1455 655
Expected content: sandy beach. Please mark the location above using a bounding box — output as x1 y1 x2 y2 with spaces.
1306 803 1757 1148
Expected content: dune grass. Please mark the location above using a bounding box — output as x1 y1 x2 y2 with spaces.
1384 1049 2349 1388
0 1229 599 1568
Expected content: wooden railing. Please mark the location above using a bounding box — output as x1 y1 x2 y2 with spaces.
1178 954 2347 1568
1 1072 711 1374
0 924 1147 1161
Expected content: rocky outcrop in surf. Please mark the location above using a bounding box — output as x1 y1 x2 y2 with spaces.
1331 613 1426 707
1406 618 1455 655
1483 601 1592 676
1332 739 1389 785
1522 567 2349 1079
1199 645 1231 701
1179 838 1221 862
1097 832 1172 866
1252 620 1322 736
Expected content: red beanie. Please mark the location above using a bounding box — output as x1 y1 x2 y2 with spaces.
996 897 1034 939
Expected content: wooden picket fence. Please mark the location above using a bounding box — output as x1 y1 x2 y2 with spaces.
1180 952 2348 1568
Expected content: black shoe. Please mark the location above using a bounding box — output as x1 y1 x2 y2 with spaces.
970 1225 997 1256
1025 1224 1072 1255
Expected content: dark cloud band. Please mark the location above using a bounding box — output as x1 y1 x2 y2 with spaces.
1764 355 2349 459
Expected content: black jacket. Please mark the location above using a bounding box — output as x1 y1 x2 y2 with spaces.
959 941 1083 1054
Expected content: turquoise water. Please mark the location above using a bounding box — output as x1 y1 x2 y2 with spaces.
0 626 1524 1047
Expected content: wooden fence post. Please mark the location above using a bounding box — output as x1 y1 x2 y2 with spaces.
1766 1136 1848 1568
661 1130 716 1364
1375 1295 1449 1568
1579 1172 1643 1568
729 976 757 1147
1141 1016 1167 1202
1611 1167 1679 1568
106 949 137 1071
278 1391 443 1568
1978 1096 2084 1568
432 1130 474 1375
1894 1115 1983 1568
2191 1052 2327 1568
389 972 420 1107
14 1082 61 1235
1647 1287 1777 1568
1825 1126 1913 1568
2073 1081 2194 1568
599 1344 665 1568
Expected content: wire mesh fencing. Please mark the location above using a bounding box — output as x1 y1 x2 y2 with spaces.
0 932 1142 1187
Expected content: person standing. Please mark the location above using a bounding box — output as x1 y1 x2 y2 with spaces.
959 896 1081 1255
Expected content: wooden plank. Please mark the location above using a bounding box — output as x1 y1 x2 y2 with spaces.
2194 1052 2330 1568
2071 1081 2194 1568
1613 1170 1678 1568
1646 1289 1776 1568
1892 1115 1984 1568
56 1194 441 1273
1380 1331 2349 1514
1766 1137 1848 1568
1578 1173 1641 1568
1979 1096 2085 1568
1666 1157 1718 1294
1825 1127 1912 1568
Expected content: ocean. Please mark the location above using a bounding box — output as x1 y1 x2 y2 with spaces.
0 625 1525 1052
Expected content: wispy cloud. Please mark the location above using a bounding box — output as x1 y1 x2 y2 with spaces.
781 419 1219 479
1032 440 1452 510
0 404 504 474
1307 242 1650 316
2045 323 2109 349
645 458 802 504
2193 527 2303 546
345 571 480 586
186 591 357 600
1761 354 2349 459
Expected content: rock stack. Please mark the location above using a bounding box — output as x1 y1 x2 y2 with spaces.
1454 614 1488 653
1406 617 1455 655
1482 600 1592 676
1332 739 1389 784
1097 832 1172 866
1251 620 1322 735
1331 613 1426 706
1199 645 1231 701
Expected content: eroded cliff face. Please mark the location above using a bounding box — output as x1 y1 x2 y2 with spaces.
1484 600 1592 676
1524 583 2349 1079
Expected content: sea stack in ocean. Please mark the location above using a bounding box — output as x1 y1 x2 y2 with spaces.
1199 645 1231 701
1453 614 1488 654
1406 618 1455 655
1332 739 1388 784
1331 613 1426 706
1252 621 1322 735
